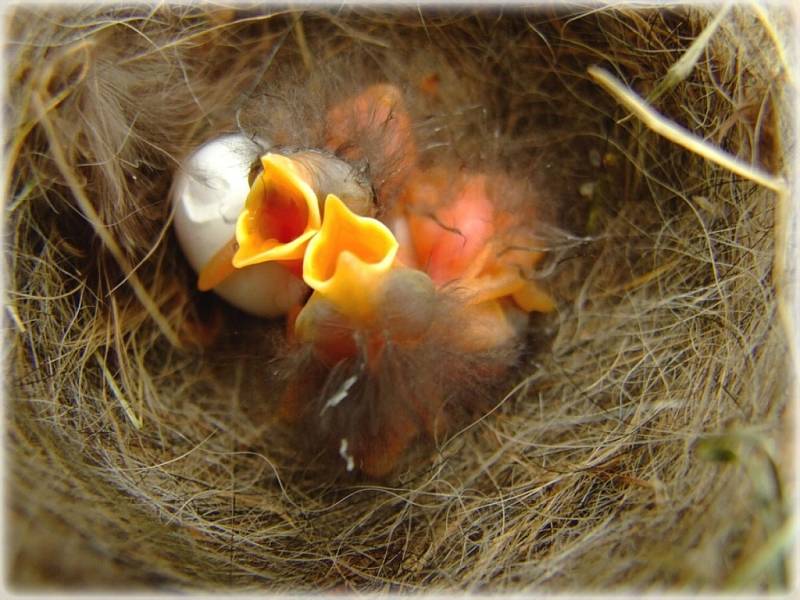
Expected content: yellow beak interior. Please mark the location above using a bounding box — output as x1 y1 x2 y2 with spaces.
303 194 399 321
232 153 321 268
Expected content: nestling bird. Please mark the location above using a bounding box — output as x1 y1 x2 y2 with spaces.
173 80 555 478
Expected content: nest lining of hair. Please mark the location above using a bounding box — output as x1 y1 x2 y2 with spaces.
6 4 793 592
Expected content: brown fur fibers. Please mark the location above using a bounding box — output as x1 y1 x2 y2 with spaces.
5 4 794 592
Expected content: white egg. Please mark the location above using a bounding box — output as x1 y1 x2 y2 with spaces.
171 133 309 317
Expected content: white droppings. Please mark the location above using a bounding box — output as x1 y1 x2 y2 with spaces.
321 375 358 414
339 438 355 472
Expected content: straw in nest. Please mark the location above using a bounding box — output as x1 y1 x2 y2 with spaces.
5 3 795 593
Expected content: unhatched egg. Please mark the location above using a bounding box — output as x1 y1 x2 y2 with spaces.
171 134 308 317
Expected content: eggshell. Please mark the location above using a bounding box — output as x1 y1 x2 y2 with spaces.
171 133 308 317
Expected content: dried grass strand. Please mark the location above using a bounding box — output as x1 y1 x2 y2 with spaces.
6 5 791 593
30 92 182 348
587 65 787 195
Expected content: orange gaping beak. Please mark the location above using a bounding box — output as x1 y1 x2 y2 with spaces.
296 194 399 339
233 153 321 267
197 153 321 291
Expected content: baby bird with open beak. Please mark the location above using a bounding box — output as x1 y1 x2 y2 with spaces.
196 149 375 295
173 81 555 478
172 136 375 318
277 84 554 478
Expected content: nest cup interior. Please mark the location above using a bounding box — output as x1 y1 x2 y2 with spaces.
7 5 793 592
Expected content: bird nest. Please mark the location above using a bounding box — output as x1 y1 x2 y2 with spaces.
6 3 794 592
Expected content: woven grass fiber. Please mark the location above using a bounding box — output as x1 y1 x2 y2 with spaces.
5 2 796 593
